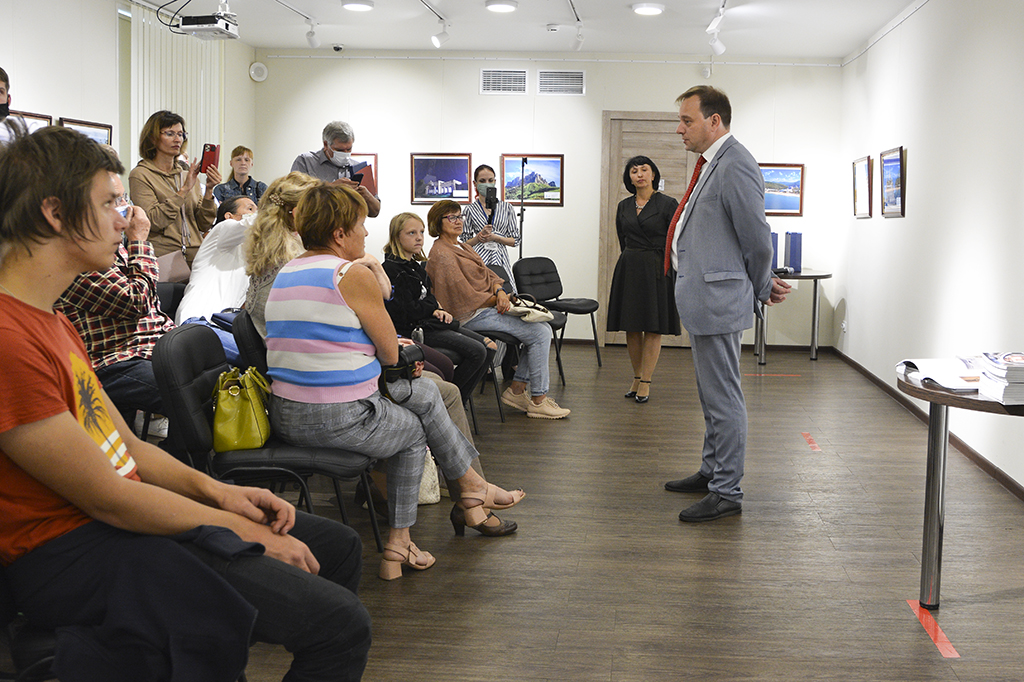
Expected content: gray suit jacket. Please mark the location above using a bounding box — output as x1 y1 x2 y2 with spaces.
674 135 774 337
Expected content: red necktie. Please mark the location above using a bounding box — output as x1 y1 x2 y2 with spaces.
664 156 706 275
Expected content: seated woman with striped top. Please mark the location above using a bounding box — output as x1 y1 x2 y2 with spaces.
265 183 524 580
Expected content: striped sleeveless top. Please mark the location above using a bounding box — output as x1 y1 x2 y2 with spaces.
265 254 381 404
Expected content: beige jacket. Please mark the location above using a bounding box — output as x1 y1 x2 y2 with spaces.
128 158 216 265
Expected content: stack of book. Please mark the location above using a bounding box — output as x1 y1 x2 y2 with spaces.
978 352 1024 404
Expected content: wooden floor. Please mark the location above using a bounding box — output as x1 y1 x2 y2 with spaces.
246 345 1024 681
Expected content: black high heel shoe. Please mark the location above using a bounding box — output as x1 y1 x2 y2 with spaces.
635 380 651 404
625 376 641 399
450 504 518 536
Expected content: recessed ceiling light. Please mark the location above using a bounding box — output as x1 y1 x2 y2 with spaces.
632 3 664 15
342 0 374 11
486 0 518 12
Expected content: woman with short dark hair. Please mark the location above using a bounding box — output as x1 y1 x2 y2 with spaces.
128 110 220 266
607 155 680 403
266 185 525 579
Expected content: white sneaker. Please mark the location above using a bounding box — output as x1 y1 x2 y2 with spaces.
501 387 531 413
526 397 570 420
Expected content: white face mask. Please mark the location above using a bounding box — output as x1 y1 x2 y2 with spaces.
328 149 352 167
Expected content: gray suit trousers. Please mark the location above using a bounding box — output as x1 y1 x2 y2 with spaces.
690 331 746 502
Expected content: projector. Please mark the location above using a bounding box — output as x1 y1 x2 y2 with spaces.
179 14 239 40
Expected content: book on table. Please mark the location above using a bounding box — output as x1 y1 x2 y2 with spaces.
978 352 1024 382
896 357 980 393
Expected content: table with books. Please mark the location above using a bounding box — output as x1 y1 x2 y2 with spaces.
896 353 1024 610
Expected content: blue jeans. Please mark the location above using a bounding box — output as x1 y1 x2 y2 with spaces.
94 358 164 426
6 512 370 682
464 308 552 397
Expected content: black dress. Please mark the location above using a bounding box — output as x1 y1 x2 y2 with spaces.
606 191 682 335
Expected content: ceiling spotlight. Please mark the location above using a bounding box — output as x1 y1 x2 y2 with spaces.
342 0 374 10
708 32 725 55
305 18 320 48
485 0 517 11
431 21 450 48
632 3 664 15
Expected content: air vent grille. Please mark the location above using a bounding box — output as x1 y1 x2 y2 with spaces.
480 69 527 94
538 70 585 95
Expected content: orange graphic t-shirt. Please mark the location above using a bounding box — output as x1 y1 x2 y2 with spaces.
0 292 140 566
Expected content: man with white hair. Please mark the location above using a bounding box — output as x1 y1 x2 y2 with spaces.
291 120 380 216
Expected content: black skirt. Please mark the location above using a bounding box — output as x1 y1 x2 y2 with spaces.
606 248 681 335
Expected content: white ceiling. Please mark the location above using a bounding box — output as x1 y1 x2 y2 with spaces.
173 0 912 60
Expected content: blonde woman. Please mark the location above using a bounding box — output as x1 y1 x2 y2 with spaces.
128 110 220 265
243 172 322 336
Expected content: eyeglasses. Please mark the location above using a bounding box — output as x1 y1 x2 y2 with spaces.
442 214 464 223
160 130 188 141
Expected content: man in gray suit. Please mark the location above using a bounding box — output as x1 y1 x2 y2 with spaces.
664 85 791 522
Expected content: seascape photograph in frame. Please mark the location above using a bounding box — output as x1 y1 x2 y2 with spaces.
853 156 873 218
759 163 804 216
350 153 378 196
58 117 113 145
9 110 52 133
880 146 905 217
500 154 564 207
411 153 471 205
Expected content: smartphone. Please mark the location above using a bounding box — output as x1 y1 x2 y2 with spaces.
200 143 220 174
351 173 364 185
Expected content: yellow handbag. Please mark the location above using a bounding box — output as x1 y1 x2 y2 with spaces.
212 367 271 452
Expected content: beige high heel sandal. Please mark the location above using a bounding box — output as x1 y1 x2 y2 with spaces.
458 484 525 527
378 542 436 580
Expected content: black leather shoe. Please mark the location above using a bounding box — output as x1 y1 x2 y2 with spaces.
678 493 742 522
664 472 712 493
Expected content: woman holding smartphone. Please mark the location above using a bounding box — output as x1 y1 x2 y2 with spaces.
129 110 221 267
460 163 519 293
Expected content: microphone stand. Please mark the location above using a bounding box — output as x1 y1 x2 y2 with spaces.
517 156 527 261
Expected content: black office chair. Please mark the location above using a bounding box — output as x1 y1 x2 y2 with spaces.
513 256 602 368
152 322 384 552
1 571 56 682
487 263 567 387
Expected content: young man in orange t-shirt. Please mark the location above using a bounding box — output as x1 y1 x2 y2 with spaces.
0 123 370 682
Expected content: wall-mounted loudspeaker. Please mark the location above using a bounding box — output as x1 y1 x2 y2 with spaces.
248 62 268 82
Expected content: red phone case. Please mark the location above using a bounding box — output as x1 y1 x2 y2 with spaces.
200 144 220 173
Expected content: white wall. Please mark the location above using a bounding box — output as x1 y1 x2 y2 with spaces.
0 0 119 145
838 0 1024 483
246 49 843 341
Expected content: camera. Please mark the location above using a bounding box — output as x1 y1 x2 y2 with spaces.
379 344 425 404
333 44 344 52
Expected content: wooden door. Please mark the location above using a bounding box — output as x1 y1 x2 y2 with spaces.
598 111 698 347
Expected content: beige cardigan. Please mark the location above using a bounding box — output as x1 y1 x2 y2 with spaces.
128 158 216 265
426 239 505 323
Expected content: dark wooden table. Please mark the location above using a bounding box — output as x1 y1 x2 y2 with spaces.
754 268 832 364
897 372 1024 609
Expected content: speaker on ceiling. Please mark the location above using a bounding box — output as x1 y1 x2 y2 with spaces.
248 62 268 82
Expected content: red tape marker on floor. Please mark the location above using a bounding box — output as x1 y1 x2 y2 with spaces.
801 432 822 452
907 599 960 658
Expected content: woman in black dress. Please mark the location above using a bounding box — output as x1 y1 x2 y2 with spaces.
606 156 680 403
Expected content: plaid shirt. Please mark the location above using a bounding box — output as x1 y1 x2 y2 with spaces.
55 241 175 369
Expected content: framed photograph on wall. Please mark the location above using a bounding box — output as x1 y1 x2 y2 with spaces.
500 154 564 207
350 153 377 196
58 117 113 145
853 156 873 218
9 110 52 131
411 153 472 205
880 146 905 217
759 163 804 216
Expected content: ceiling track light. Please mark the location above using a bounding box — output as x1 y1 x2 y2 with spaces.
632 3 664 15
485 0 517 12
431 20 450 48
305 18 320 48
573 21 584 51
705 1 726 33
708 32 725 55
342 0 374 10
